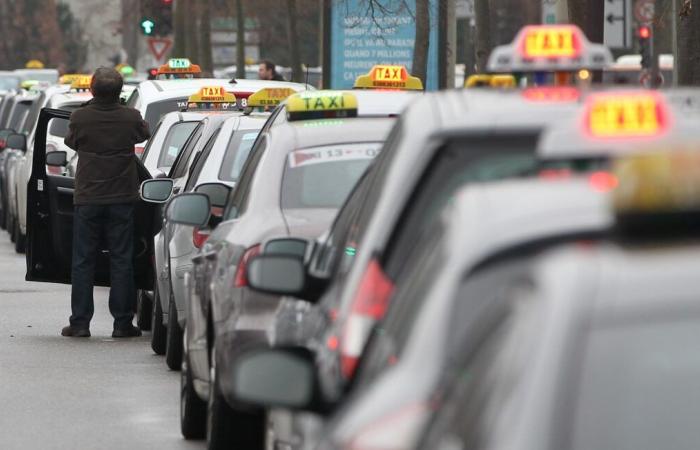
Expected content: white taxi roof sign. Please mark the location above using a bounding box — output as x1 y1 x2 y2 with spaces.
487 24 613 72
286 91 358 121
353 65 423 91
247 87 298 107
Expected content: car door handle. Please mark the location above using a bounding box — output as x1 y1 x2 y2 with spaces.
57 187 74 195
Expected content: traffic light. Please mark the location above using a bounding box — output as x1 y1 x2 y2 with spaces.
140 17 155 36
638 25 652 70
140 0 173 37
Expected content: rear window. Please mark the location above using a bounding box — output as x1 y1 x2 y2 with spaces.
157 121 200 168
9 102 31 132
144 97 188 131
48 105 79 138
0 77 20 91
218 130 260 182
281 143 381 209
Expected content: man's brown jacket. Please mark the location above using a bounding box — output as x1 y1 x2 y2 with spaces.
64 97 150 205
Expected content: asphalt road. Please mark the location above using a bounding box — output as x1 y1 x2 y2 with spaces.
0 233 203 450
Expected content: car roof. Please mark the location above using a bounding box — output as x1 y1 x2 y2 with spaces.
136 78 312 101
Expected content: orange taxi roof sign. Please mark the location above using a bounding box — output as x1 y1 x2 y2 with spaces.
585 91 670 139
157 58 202 76
185 86 237 110
353 65 423 91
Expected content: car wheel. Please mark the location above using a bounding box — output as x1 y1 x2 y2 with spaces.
206 343 265 450
14 222 25 254
166 298 184 371
136 290 153 331
151 283 167 355
181 347 206 439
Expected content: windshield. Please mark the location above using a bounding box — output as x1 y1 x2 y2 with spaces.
570 317 700 450
218 130 260 182
144 97 189 131
157 121 200 169
281 143 382 209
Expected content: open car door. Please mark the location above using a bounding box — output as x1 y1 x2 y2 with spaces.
26 107 157 289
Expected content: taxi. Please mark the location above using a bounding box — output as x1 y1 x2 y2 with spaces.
137 87 288 369
165 86 416 447
416 152 700 450
13 68 60 84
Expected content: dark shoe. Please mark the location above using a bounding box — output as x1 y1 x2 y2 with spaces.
112 325 142 338
61 325 91 337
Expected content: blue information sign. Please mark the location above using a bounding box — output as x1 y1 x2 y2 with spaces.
330 0 439 90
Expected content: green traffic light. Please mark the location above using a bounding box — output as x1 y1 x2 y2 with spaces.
140 18 155 35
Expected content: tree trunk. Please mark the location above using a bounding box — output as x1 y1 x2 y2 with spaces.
490 0 541 46
173 0 187 57
568 0 603 43
677 0 700 85
286 0 304 82
235 0 246 79
121 0 140 65
412 0 430 84
198 0 213 75
473 0 490 72
184 0 200 63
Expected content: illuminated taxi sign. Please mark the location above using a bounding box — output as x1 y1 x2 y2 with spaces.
25 59 44 69
353 65 423 91
157 58 202 78
60 74 88 85
286 91 358 121
612 151 700 216
247 88 298 107
71 75 93 91
585 92 669 139
186 86 237 111
465 74 493 88
487 24 613 73
521 25 581 58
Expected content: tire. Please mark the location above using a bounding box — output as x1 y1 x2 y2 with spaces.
151 284 167 355
14 221 25 254
166 298 184 371
206 344 265 450
136 290 153 331
181 349 207 439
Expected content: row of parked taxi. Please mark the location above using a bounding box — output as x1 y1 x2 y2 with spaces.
4 23 700 450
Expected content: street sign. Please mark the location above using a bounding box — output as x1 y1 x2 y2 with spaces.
455 0 474 19
148 37 172 62
604 0 631 49
634 0 655 24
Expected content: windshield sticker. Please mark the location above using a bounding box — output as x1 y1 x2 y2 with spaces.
288 143 381 168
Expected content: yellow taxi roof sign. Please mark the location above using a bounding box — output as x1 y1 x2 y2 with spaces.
585 91 669 140
247 87 298 108
185 86 237 111
25 59 44 69
287 91 358 121
353 65 423 91
157 58 202 77
490 75 516 88
60 74 89 85
465 74 516 88
487 24 613 73
613 151 700 216
71 75 93 91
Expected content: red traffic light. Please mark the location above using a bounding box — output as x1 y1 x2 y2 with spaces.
638 25 651 39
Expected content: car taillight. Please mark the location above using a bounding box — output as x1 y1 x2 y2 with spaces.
340 259 394 379
233 244 261 288
345 403 430 450
192 227 210 249
589 171 618 192
134 145 145 156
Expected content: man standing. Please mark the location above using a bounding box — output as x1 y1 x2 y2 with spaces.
258 60 286 81
61 67 150 338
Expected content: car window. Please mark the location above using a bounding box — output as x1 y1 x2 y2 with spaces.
9 101 31 132
570 318 700 450
158 121 201 169
169 124 203 179
144 97 189 132
224 134 268 220
48 105 79 138
281 143 381 209
218 130 260 182
382 133 541 280
0 76 20 91
185 127 221 191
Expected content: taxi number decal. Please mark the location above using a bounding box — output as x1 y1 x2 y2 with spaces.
589 97 662 137
289 145 381 168
523 29 577 58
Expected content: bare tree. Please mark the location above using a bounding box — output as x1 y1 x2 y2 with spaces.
184 0 201 62
568 0 603 42
473 0 490 72
677 0 700 85
235 0 246 79
173 0 187 57
412 0 430 83
287 0 304 81
199 0 214 75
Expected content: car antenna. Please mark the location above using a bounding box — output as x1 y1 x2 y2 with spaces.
229 77 237 84
304 64 309 90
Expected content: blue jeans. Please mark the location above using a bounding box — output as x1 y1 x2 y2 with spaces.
70 203 136 330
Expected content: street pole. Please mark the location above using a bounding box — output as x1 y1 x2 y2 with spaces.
671 0 678 86
121 0 141 66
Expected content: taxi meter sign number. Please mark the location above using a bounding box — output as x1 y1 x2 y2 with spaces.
520 25 581 58
586 92 668 139
247 88 298 107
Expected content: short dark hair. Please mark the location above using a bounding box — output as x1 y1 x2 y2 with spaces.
260 60 276 73
90 67 123 100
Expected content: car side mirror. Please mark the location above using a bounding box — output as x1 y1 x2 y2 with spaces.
46 151 68 167
6 133 26 152
246 254 306 296
166 193 211 227
140 178 174 203
194 182 232 208
232 348 320 410
263 237 309 259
